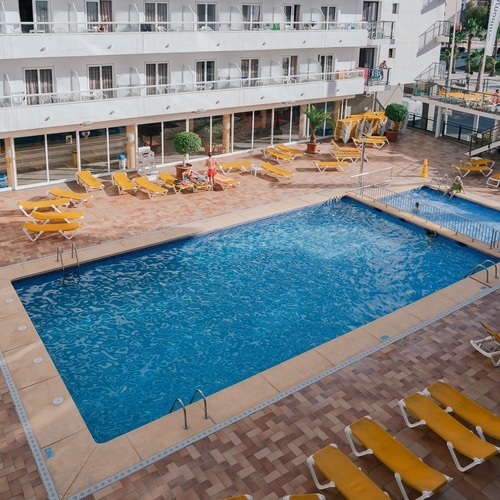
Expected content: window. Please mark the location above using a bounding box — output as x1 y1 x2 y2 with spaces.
240 58 259 86
25 68 53 105
362 2 379 22
284 4 300 30
282 56 298 83
318 54 334 80
321 5 336 29
86 1 113 32
18 0 49 33
88 65 113 98
359 48 375 69
242 4 261 31
35 1 49 32
145 2 168 31
388 48 395 58
197 3 216 31
146 63 169 95
392 3 399 14
196 60 216 89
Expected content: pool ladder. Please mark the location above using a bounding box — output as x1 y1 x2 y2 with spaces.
465 260 499 284
429 173 449 191
168 389 209 430
56 244 80 281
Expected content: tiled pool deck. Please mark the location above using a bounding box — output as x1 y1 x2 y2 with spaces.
0 130 499 499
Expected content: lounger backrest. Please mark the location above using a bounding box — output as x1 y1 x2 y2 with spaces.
24 221 80 233
480 322 500 342
48 187 91 201
403 393 498 460
350 417 448 494
78 170 101 187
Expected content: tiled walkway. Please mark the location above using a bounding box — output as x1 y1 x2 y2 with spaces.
0 130 499 499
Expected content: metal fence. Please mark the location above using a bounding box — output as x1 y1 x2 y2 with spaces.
349 184 499 248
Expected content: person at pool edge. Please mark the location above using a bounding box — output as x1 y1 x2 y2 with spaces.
442 176 465 198
205 151 218 190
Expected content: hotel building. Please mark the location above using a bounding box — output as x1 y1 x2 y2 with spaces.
0 1 446 191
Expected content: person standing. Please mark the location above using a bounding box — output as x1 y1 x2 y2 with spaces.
205 151 218 190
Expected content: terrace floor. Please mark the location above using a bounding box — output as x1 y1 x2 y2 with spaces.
0 129 499 499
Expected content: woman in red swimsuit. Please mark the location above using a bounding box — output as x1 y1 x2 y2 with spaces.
205 152 217 190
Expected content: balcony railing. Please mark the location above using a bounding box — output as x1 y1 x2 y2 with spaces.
0 19 392 35
0 69 365 108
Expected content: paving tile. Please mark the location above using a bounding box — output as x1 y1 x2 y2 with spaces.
0 131 499 499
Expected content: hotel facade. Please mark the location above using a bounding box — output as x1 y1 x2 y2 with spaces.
0 0 446 191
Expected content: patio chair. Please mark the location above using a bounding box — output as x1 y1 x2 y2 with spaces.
261 162 294 181
214 173 240 190
158 172 195 194
76 170 105 192
307 443 388 498
423 380 500 440
264 147 293 164
470 321 500 367
186 170 211 191
112 172 139 195
23 221 80 241
354 136 389 150
18 198 70 217
275 143 305 158
313 160 350 172
399 392 500 472
133 176 168 198
217 161 252 174
30 210 84 223
47 187 93 207
345 416 452 499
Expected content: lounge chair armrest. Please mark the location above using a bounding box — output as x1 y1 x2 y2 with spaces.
398 399 427 428
345 425 373 457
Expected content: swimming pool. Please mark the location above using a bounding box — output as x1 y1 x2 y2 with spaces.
13 198 495 443
380 186 500 243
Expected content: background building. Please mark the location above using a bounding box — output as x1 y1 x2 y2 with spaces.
0 0 445 191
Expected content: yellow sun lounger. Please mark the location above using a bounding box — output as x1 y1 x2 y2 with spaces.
23 221 80 241
18 198 69 217
281 495 325 500
486 172 500 187
451 164 492 177
345 416 452 499
361 132 390 146
330 151 364 163
214 174 240 190
217 161 253 174
307 443 388 498
47 187 93 207
133 176 168 198
264 147 293 164
399 392 500 472
30 210 84 223
261 162 294 181
354 136 388 150
424 380 500 441
275 144 305 158
330 140 359 153
112 172 139 195
470 321 500 367
158 172 195 194
313 160 350 172
76 170 105 192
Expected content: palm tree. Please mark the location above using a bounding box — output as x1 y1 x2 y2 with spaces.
470 48 485 92
463 19 484 75
489 27 500 77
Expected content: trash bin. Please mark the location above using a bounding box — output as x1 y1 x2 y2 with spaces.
118 154 127 170
0 173 7 188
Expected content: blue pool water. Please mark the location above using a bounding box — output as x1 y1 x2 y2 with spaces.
13 199 495 443
381 187 499 243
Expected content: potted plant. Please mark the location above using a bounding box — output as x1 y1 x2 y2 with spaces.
384 102 409 142
173 131 202 177
303 105 333 153
198 124 213 153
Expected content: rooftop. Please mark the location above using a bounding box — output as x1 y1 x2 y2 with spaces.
0 130 499 499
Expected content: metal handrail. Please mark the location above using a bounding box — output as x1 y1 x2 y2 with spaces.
71 243 80 270
56 247 65 273
466 260 499 281
169 398 189 429
189 389 209 419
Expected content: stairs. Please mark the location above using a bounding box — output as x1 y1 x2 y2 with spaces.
467 123 500 156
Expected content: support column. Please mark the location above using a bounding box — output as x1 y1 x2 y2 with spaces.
435 107 443 138
126 125 136 171
222 114 231 153
5 138 16 190
299 104 308 140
